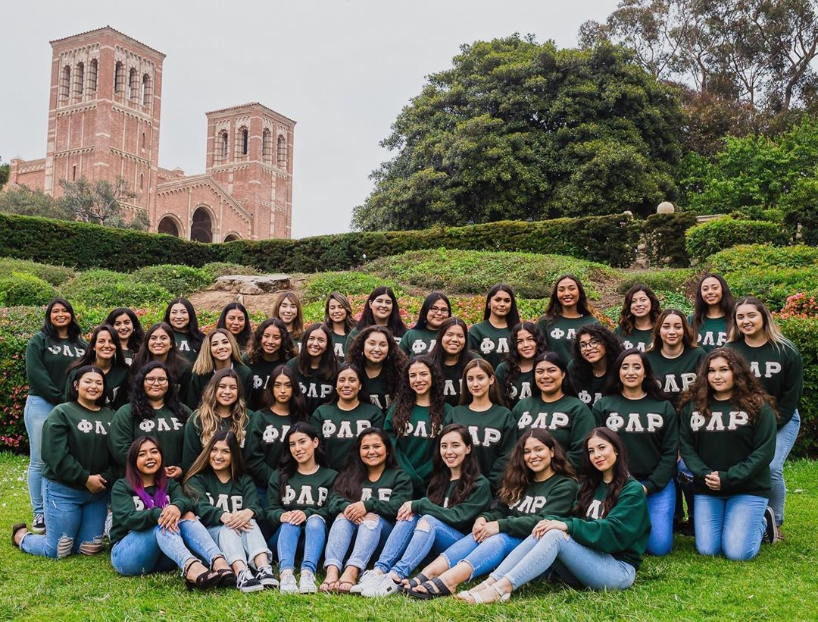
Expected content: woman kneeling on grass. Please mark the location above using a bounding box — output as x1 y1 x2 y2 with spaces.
405 429 577 600
109 436 230 590
462 427 650 604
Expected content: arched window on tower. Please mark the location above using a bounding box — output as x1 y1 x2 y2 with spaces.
74 62 84 101
277 134 287 168
129 68 138 102
141 74 152 106
114 62 125 98
262 129 272 164
88 59 98 95
219 131 229 162
61 65 71 102
236 127 249 157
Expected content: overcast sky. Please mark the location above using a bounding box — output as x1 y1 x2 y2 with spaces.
0 0 616 238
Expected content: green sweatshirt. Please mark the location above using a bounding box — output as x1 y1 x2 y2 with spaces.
400 328 438 357
25 332 88 404
726 339 803 428
558 478 650 570
468 320 512 371
184 363 253 410
495 362 534 408
327 468 413 520
362 368 394 413
613 326 654 352
593 394 679 493
64 363 129 407
679 398 777 498
480 474 578 538
445 403 517 491
537 315 599 366
688 314 728 352
330 331 349 364
243 409 295 487
122 348 135 367
109 478 193 545
410 475 492 532
173 330 200 364
567 360 615 408
40 401 116 489
645 346 706 406
242 353 286 411
512 394 596 472
185 470 262 527
311 402 385 470
181 413 249 471
384 403 453 496
286 357 334 415
265 467 338 527
441 352 482 407
108 403 191 469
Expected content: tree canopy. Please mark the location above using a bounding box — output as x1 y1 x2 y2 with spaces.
352 36 683 231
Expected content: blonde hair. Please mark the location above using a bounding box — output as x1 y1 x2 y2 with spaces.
728 296 795 351
192 368 249 447
192 329 244 375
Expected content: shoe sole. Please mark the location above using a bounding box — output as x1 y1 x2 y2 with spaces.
30 527 45 535
239 584 265 593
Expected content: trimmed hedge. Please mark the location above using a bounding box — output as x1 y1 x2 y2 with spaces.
685 218 784 264
0 273 56 306
707 244 818 274
642 212 698 267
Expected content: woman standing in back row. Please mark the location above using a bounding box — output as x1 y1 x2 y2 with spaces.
537 275 599 365
468 284 520 371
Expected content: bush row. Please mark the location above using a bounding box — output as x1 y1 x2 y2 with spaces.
685 218 787 264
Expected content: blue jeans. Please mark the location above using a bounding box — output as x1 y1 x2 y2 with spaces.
269 515 327 573
20 478 108 559
324 514 393 571
111 519 224 575
377 515 465 580
441 532 522 580
693 494 767 561
373 515 418 574
491 531 636 591
676 458 695 522
206 520 271 569
642 480 675 556
24 395 55 515
770 410 800 526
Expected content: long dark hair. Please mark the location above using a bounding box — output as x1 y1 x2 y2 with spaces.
345 325 407 396
413 292 451 330
542 274 593 322
296 323 338 380
271 291 305 340
125 436 169 509
606 349 668 401
426 424 482 506
163 298 205 351
482 284 521 328
618 285 661 335
67 324 127 373
497 429 576 507
130 322 190 390
534 351 574 396
67 365 108 407
106 307 145 352
333 427 397 501
390 355 446 437
184 430 246 496
431 317 473 374
279 422 327 500
323 292 356 334
329 363 367 405
217 302 252 350
355 286 406 337
648 309 698 353
569 325 622 392
245 318 297 365
130 361 188 423
576 428 630 518
42 297 82 341
502 322 547 403
692 273 735 336
259 364 308 421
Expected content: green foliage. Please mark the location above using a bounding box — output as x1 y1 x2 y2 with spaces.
201 262 261 280
352 36 682 230
61 270 171 309
707 244 818 274
685 218 783 263
724 267 818 311
302 272 402 304
131 264 211 298
616 269 697 295
0 273 56 307
0 160 8 190
642 212 698 267
0 307 42 449
0 257 75 286
655 291 694 316
778 317 818 457
0 184 75 220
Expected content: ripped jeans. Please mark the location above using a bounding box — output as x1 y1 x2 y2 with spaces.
323 514 393 571
20 478 108 559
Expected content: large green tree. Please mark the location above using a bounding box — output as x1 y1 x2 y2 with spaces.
352 36 683 231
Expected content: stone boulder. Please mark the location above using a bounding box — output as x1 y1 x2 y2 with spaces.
211 274 292 296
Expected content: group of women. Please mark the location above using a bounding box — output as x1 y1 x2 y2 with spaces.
11 273 802 602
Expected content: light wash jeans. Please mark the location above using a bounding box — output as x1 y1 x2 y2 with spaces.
693 494 767 561
642 480 675 556
490 531 636 591
269 514 327 573
441 532 522 580
375 515 465 580
770 409 800 526
24 395 55 515
111 519 223 575
324 514 393 571
20 478 108 559
207 520 271 569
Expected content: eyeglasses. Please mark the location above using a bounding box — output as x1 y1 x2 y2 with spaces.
144 377 169 385
578 339 601 351
429 306 449 315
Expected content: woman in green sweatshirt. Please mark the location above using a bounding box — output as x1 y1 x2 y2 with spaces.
185 329 253 410
728 296 803 534
345 325 407 412
679 348 779 560
163 298 206 364
465 427 651 604
646 309 707 407
322 427 412 593
311 363 385 470
184 430 275 593
105 307 144 366
406 429 578 600
64 324 129 408
14 366 115 559
495 322 546 409
384 355 452 496
537 274 599 365
359 424 492 598
400 292 451 357
23 297 87 532
109 436 230 590
567 324 623 408
512 352 596 472
265 422 338 595
614 285 661 352
445 359 516 492
689 274 735 352
324 292 356 364
127 322 192 408
243 318 297 411
345 286 407 350
468 284 521 371
286 323 338 415
593 349 678 556
432 317 481 406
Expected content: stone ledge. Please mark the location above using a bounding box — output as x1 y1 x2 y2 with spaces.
211 274 291 295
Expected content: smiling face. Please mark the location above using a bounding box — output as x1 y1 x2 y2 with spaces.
587 434 617 475
659 314 684 348
488 291 512 319
557 278 580 309
224 310 245 336
534 360 565 397
215 376 239 408
515 329 537 360
289 431 319 464
210 332 232 362
408 361 432 397
50 303 71 329
523 436 554 475
168 303 189 330
701 277 723 307
440 324 466 356
619 353 645 391
426 299 450 329
629 291 652 319
735 303 764 339
369 294 393 322
209 439 232 473
305 329 328 359
336 368 361 401
465 365 493 400
578 334 605 364
94 330 117 362
278 298 298 325
327 299 347 324
363 332 389 364
359 433 387 469
148 328 172 357
143 367 169 400
261 325 283 355
136 440 162 477
112 313 134 342
76 371 104 403
439 430 470 469
707 356 735 397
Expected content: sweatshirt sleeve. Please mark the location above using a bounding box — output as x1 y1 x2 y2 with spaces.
720 406 777 493
645 405 679 494
186 475 225 527
25 333 63 404
166 479 192 515
110 480 162 533
363 470 413 519
411 477 492 531
107 406 135 467
777 346 803 428
264 472 285 526
328 489 352 515
243 414 273 488
479 503 510 523
678 405 714 480
568 404 596 473
240 475 263 518
41 408 89 487
488 414 518 492
500 478 578 539
181 417 203 472
564 481 648 554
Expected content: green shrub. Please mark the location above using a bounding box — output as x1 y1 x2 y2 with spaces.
655 290 694 315
62 269 171 309
0 307 42 451
778 317 818 457
0 273 57 306
302 272 402 304
725 267 818 311
131 264 211 298
642 212 698 267
616 268 697 295
685 218 784 263
0 258 75 286
201 262 260 280
707 244 818 274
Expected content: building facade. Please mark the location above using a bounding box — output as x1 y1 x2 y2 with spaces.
6 26 295 241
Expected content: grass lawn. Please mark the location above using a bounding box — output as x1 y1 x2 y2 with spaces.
1 453 816 622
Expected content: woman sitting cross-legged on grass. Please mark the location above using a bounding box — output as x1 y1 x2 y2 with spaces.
321 427 413 593
109 436 230 590
184 430 276 593
461 427 651 604
405 429 577 600
357 424 492 598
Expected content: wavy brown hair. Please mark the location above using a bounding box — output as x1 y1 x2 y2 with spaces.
501 322 547 404
323 292 356 334
191 328 244 375
271 291 305 340
183 430 246 499
576 428 630 518
191 368 249 447
390 355 445 437
426 424 482 506
569 324 622 392
692 273 735 336
648 309 698 353
333 427 398 502
245 318 298 365
542 275 594 322
345 325 407 396
459 358 505 407
497 429 576 508
617 284 661 335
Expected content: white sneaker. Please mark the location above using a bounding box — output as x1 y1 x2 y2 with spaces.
279 572 298 594
361 573 400 598
350 569 382 594
299 569 317 594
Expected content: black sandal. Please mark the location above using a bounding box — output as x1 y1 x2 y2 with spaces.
11 523 27 548
406 578 452 600
183 560 221 592
216 568 237 588
403 573 429 591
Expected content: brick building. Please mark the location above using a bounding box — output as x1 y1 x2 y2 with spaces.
6 26 295 241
